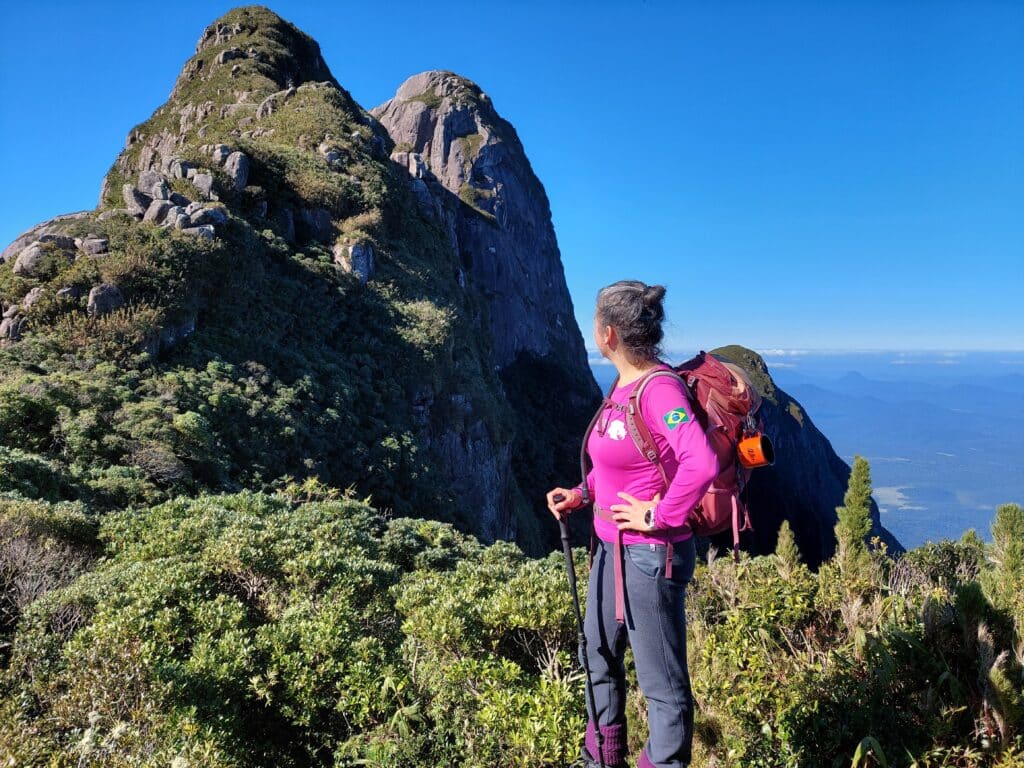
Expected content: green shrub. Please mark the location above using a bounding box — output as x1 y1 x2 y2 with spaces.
2 486 592 766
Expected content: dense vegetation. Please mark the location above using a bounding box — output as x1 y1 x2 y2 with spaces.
1 459 1020 766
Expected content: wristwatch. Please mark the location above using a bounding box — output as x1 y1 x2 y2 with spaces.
643 504 657 530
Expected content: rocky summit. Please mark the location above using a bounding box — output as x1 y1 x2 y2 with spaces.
372 71 589 373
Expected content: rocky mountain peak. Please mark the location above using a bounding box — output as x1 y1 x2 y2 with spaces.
0 10 600 553
90 4 393 256
175 6 340 99
372 70 516 214
393 70 490 106
371 69 601 542
372 69 591 380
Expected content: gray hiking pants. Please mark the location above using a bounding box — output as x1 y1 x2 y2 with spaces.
581 536 697 768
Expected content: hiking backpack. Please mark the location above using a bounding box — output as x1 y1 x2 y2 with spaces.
580 351 773 561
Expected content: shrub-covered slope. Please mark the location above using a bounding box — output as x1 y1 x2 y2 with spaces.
1 479 1020 766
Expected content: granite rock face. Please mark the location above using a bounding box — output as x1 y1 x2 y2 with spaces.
372 71 592 376
373 73 601 545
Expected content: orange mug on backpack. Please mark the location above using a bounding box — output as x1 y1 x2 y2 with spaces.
738 431 775 468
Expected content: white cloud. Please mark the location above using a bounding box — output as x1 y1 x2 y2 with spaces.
759 349 811 357
874 486 926 512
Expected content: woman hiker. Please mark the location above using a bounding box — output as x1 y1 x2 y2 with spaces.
547 280 719 768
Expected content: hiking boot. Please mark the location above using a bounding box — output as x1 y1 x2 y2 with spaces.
575 745 627 768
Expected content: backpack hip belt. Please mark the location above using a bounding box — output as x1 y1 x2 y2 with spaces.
593 504 690 624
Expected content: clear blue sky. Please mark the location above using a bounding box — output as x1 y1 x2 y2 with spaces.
1 1 1021 351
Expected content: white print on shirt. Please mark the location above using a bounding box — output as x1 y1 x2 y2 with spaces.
607 419 627 441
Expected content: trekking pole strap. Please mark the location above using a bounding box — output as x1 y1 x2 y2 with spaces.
594 507 626 624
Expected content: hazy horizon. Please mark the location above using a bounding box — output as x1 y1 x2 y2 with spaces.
587 346 1024 360
590 349 1024 549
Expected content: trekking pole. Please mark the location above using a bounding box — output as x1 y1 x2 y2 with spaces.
554 495 606 768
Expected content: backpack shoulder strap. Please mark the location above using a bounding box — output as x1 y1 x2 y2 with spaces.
625 367 686 488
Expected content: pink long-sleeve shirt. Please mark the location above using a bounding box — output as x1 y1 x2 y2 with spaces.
577 365 719 545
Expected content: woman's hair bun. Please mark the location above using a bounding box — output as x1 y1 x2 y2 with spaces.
643 284 666 308
642 284 666 323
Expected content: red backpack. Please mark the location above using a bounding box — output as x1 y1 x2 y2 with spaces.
580 351 773 560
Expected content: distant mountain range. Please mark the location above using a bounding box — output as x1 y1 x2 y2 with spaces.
594 350 1024 548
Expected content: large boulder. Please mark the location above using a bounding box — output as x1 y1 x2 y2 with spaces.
11 243 47 276
190 172 215 200
0 314 26 342
223 151 249 191
332 241 375 284
138 170 167 198
181 225 215 240
143 199 174 224
168 157 194 179
77 236 109 255
189 206 228 227
87 284 125 316
209 144 231 164
12 239 74 277
122 184 151 216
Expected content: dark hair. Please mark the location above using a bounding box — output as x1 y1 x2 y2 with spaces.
595 280 667 361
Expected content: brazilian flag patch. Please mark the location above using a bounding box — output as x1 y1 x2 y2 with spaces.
663 407 691 429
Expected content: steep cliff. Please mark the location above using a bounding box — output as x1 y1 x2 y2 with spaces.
0 6 597 552
371 71 601 545
712 345 904 565
371 72 591 372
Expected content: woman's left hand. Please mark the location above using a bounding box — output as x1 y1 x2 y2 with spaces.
610 491 661 531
